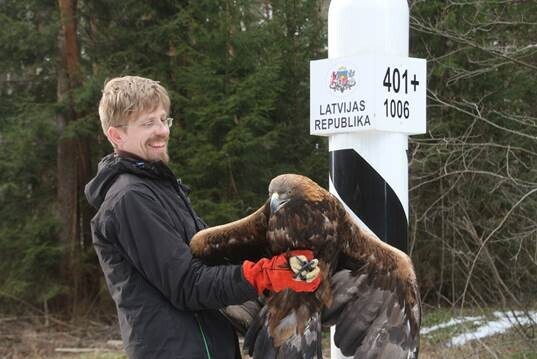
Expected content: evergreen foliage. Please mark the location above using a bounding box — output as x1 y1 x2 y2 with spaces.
0 0 62 309
0 0 327 312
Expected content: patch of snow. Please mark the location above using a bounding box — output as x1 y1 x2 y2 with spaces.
421 316 483 335
447 311 537 347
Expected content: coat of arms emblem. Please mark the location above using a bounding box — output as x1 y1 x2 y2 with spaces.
329 66 356 93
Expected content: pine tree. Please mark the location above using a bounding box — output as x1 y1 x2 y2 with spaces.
0 0 63 312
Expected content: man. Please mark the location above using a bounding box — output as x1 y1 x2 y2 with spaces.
84 76 320 359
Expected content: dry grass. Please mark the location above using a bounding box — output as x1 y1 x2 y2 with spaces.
0 315 124 359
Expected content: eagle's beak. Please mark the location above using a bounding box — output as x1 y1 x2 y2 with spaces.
270 192 289 214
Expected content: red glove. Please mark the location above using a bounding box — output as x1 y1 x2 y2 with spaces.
242 250 321 294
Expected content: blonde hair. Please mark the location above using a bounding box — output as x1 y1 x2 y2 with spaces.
98 76 171 135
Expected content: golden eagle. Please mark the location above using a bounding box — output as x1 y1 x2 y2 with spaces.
190 174 421 358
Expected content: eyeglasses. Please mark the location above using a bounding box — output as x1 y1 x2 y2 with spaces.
119 117 174 130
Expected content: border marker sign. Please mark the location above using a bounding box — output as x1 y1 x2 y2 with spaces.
310 55 426 135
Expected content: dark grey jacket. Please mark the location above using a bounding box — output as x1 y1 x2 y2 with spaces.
85 153 257 359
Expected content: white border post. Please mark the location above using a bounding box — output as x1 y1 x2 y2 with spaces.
309 0 426 357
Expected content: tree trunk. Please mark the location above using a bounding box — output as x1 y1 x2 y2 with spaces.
56 0 92 317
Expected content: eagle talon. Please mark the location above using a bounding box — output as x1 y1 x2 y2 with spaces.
289 255 320 282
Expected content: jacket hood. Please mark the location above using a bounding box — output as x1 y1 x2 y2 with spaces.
84 152 176 209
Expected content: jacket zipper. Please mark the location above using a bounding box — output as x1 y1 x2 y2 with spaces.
194 313 212 359
173 181 202 232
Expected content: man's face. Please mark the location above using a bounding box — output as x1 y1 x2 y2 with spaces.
115 106 170 163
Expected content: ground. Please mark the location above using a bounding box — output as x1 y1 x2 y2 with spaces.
0 315 125 359
2 308 537 358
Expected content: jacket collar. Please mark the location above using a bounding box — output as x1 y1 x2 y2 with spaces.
85 151 179 209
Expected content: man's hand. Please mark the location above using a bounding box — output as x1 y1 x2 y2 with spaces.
242 250 321 294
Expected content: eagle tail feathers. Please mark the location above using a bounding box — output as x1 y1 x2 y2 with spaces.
276 311 322 359
244 303 323 358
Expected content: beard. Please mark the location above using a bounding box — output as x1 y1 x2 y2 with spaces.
158 150 169 164
146 135 169 164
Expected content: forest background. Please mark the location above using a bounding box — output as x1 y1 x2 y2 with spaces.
1 0 536 355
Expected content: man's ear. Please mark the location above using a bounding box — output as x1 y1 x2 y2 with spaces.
107 126 126 148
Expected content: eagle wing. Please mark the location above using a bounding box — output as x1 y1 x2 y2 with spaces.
323 214 422 358
190 201 272 265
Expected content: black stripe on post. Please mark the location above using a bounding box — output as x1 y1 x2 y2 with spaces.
330 149 408 252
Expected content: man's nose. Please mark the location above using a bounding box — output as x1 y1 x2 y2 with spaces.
154 121 170 136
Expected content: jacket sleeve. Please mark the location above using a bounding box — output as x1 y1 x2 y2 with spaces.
109 185 257 311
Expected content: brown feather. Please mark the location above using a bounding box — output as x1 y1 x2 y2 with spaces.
190 202 271 264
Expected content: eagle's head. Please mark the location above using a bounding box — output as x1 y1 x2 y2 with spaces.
268 174 328 214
